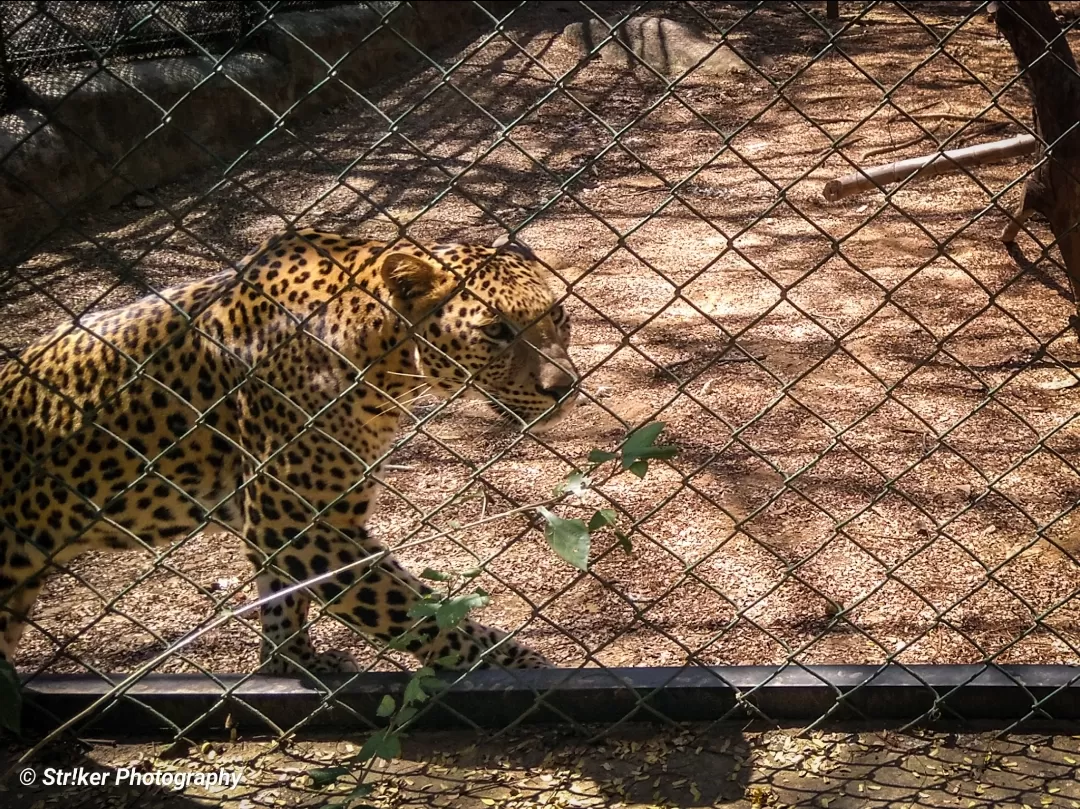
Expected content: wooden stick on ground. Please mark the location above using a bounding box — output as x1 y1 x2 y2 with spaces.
822 134 1038 202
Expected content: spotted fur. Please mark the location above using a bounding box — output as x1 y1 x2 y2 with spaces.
0 229 578 675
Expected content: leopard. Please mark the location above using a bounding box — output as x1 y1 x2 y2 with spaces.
0 228 579 676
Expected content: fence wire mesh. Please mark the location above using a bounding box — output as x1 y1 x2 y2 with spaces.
0 2 357 106
3 0 1080 768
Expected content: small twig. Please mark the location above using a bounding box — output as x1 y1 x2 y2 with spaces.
621 184 666 196
886 100 946 122
817 135 864 157
861 119 944 160
967 120 1011 138
905 112 1011 124
803 93 855 104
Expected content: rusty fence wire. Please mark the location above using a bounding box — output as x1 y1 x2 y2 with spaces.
4 0 1080 763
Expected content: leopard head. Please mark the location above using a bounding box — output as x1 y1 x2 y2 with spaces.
380 236 578 431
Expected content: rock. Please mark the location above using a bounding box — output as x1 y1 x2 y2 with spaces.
562 17 750 79
133 193 155 208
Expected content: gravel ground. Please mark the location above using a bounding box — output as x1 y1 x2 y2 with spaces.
7 723 1080 809
5 1 1080 678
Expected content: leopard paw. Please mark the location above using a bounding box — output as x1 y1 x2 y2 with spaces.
259 648 359 676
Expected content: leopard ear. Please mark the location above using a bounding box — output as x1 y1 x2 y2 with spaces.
381 252 441 300
493 233 537 261
492 234 568 271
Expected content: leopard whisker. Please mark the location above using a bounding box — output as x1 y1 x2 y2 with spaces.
358 384 433 427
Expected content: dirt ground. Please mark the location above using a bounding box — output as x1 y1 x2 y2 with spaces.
7 722 1080 809
5 0 1080 681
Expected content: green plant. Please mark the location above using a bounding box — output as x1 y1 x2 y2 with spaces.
540 420 678 571
308 421 680 801
307 661 445 806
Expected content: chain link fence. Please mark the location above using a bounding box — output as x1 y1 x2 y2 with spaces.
0 1 358 108
4 0 1080 773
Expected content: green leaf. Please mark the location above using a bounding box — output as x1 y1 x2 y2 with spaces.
407 603 439 619
376 695 396 717
621 422 679 468
435 653 462 668
587 509 617 532
358 729 401 762
309 766 351 788
407 595 442 620
420 568 451 582
357 734 380 762
539 507 590 571
414 668 446 694
587 449 618 464
622 421 665 455
420 677 447 694
0 659 21 736
556 470 590 497
375 730 402 761
406 676 445 705
460 568 482 579
386 630 422 652
628 460 649 479
403 676 431 706
634 445 679 461
615 530 633 554
436 590 490 629
396 705 419 725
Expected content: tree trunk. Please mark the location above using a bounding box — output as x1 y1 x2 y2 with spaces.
994 1 1080 333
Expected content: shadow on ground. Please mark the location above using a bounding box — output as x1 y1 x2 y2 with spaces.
5 720 1080 808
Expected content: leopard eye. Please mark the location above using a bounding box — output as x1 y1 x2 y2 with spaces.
482 321 516 342
552 303 570 336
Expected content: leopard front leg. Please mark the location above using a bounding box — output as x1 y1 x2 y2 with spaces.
245 519 549 674
236 383 549 674
0 576 44 668
360 543 553 671
247 561 359 675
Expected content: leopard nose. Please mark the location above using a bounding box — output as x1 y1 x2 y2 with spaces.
538 351 578 402
541 381 575 401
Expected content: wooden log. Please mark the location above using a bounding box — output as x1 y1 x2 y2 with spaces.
822 134 1038 202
